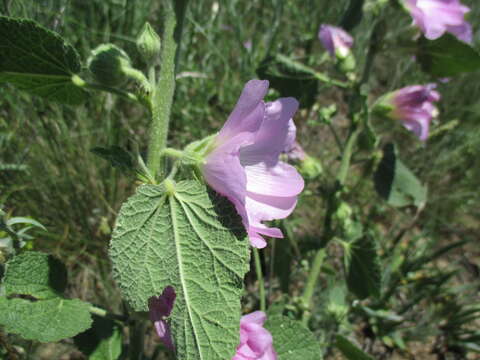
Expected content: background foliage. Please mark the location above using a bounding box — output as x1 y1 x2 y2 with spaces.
0 0 479 359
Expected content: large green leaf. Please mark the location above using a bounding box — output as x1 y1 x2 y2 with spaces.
346 233 381 300
110 180 250 359
336 335 374 360
374 143 427 207
265 315 322 359
0 16 87 105
0 251 92 342
416 34 480 77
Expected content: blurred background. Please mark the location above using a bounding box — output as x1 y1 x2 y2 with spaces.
0 0 479 358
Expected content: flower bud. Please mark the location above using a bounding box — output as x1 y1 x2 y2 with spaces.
300 155 323 179
87 44 132 87
373 84 441 141
136 22 161 65
318 24 353 60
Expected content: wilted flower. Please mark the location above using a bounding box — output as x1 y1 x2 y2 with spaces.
233 311 277 360
148 286 176 350
374 84 441 141
318 24 354 58
200 80 304 248
403 0 472 43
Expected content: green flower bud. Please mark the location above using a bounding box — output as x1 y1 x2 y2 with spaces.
300 155 323 179
87 44 132 87
136 22 161 65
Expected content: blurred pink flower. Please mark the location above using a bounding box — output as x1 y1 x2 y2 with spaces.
403 0 472 43
386 84 441 141
148 286 176 350
233 311 277 360
201 80 304 248
318 24 353 58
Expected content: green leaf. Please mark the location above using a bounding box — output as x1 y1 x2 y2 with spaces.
3 251 67 299
374 143 427 207
110 180 250 360
346 234 381 300
0 251 92 342
0 297 92 343
0 16 87 105
74 316 123 360
336 335 374 360
264 315 322 360
416 34 480 77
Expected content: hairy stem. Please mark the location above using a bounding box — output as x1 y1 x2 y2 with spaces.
146 0 189 180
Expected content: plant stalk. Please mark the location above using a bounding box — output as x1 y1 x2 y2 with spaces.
253 248 266 312
301 249 326 325
146 0 189 180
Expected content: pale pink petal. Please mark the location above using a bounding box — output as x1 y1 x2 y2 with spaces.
242 162 304 197
242 323 273 355
246 192 298 223
241 311 267 326
219 80 269 141
259 347 278 360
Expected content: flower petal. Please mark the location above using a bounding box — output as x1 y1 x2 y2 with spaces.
241 311 267 326
246 192 298 223
219 80 269 141
243 161 304 197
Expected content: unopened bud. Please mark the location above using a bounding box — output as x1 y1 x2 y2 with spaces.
300 156 323 179
87 44 132 86
136 22 161 65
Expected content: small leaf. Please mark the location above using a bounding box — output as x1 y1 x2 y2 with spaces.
346 233 381 299
0 297 92 343
336 335 374 360
0 251 92 342
0 16 87 105
374 143 427 207
416 34 480 77
110 180 250 359
91 146 135 173
264 315 322 359
74 316 123 360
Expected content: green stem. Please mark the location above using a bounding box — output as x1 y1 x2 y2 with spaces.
146 0 189 180
253 248 266 312
336 128 361 185
300 249 326 325
72 75 139 103
89 305 128 322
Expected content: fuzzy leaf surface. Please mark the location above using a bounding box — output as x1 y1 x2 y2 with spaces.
0 16 87 105
0 297 92 342
265 315 322 359
110 180 250 360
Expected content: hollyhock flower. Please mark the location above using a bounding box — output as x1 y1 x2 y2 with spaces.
200 80 304 248
148 286 176 350
233 311 277 360
375 84 440 141
403 0 472 43
318 24 354 58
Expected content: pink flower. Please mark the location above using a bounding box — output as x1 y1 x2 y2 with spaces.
201 80 304 248
233 311 277 360
379 84 441 141
148 286 176 350
318 24 354 58
403 0 472 43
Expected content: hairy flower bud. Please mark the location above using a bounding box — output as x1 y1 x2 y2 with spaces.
136 22 161 65
87 44 132 86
